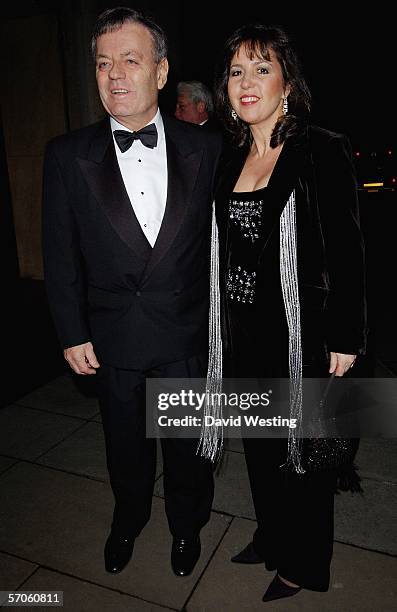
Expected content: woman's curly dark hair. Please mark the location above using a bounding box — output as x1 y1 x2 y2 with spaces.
215 24 311 148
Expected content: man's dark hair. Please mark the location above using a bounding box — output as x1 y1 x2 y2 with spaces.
214 23 311 148
91 6 168 63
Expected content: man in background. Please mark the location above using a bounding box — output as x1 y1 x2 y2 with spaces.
175 80 218 130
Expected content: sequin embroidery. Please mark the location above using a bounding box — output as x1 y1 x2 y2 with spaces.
226 266 256 303
229 198 263 242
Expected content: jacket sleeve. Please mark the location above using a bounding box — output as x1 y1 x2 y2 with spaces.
315 133 368 355
42 141 91 349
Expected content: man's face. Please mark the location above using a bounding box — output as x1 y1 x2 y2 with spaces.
175 93 204 124
96 22 168 131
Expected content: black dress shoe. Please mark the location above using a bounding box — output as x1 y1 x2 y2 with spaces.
104 531 135 574
171 537 201 576
231 541 264 564
262 574 302 602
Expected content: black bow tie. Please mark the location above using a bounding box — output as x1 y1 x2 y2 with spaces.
113 124 158 152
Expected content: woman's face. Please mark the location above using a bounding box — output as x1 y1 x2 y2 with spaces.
227 44 289 129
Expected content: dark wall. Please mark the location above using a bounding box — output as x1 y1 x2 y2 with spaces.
0 114 19 284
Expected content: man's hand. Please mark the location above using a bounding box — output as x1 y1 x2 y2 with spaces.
64 342 100 375
329 352 356 377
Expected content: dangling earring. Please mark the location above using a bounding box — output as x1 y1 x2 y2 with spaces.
231 109 238 121
283 97 288 115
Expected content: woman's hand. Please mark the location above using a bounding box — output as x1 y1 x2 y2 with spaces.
329 352 356 377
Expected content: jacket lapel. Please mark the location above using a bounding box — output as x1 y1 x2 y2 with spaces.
141 116 203 284
77 118 152 262
214 147 247 222
260 132 308 249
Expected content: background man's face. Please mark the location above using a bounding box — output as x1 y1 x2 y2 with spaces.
95 22 168 130
175 93 203 124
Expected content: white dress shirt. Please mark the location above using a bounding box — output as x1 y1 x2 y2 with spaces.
110 109 168 247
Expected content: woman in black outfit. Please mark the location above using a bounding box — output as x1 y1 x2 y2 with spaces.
211 24 367 603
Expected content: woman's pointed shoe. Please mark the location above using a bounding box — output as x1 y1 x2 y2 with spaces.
262 574 302 602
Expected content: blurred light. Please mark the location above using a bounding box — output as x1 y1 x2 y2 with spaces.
355 151 360 157
388 150 393 155
392 178 396 183
364 182 384 188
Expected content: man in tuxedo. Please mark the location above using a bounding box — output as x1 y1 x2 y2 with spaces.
42 7 221 577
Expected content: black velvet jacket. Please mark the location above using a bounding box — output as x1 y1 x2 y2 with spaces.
215 124 368 367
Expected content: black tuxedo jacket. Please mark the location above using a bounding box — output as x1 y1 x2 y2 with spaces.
200 117 223 133
42 114 222 369
215 124 367 365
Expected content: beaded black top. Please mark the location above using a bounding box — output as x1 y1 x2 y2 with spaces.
225 187 289 377
226 187 267 305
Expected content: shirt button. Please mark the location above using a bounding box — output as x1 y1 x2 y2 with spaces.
143 224 147 227
141 191 144 195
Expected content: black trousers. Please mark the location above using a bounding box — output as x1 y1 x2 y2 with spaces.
243 437 336 592
97 354 214 539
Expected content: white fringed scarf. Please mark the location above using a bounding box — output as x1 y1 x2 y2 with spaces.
197 203 224 462
198 190 305 473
